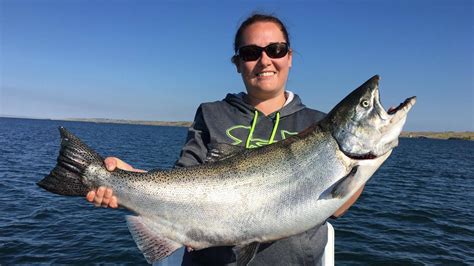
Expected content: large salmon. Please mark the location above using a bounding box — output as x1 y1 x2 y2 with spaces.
38 75 416 265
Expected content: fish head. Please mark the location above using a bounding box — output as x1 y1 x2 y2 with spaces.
322 75 416 159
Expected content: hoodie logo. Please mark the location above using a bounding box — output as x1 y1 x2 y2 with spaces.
226 126 298 149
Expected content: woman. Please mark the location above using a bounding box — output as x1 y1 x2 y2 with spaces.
88 13 364 265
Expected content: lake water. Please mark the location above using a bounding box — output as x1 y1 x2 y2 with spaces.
1 117 473 265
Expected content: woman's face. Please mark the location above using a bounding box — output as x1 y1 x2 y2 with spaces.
236 22 292 99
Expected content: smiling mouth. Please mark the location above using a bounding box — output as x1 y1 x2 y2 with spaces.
256 71 276 77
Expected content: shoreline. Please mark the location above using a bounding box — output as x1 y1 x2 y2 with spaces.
2 116 472 140
0 116 193 127
400 131 473 141
61 118 193 127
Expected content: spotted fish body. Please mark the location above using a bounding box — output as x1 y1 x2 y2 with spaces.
38 75 416 265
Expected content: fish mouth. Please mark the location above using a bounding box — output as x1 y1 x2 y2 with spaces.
387 96 417 116
374 84 416 123
383 96 416 130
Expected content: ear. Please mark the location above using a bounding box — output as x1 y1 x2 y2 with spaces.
233 56 242 73
288 49 293 68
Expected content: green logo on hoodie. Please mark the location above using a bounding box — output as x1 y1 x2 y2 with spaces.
225 126 298 149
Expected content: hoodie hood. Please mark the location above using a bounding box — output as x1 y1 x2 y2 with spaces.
223 91 308 118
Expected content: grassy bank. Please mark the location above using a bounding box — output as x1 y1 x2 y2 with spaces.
400 131 474 141
62 118 192 127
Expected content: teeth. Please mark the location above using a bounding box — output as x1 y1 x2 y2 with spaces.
257 72 275 77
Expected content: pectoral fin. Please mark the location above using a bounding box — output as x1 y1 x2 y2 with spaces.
320 166 359 200
332 166 359 198
233 242 260 266
126 215 182 264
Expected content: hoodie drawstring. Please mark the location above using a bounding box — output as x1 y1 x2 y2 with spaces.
245 111 281 148
269 111 280 144
246 111 258 148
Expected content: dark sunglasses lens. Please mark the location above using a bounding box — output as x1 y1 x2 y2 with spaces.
238 43 288 61
239 46 262 61
266 43 288 58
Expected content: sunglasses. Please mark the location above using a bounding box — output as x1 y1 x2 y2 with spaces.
236 42 289 62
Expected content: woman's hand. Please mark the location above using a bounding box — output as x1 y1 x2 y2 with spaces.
86 157 146 208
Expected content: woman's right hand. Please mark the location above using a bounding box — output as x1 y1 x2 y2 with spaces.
86 157 145 208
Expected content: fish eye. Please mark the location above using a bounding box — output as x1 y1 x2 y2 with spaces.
361 99 370 108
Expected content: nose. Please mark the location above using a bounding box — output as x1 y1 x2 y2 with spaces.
258 50 272 66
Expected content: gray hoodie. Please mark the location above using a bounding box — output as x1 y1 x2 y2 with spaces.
176 92 328 265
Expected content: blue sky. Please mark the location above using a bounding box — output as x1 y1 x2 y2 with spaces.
1 0 472 131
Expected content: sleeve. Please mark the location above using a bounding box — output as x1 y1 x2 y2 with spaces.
174 105 210 168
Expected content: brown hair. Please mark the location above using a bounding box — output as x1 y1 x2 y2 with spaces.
231 13 291 65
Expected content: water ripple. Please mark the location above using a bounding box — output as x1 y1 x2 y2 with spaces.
1 118 473 264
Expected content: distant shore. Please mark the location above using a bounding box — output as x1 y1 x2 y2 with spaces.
2 116 472 140
400 131 473 141
60 118 193 127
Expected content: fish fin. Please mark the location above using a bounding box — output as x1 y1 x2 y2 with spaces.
205 143 246 163
37 127 103 196
233 242 260 266
320 166 359 200
126 215 182 264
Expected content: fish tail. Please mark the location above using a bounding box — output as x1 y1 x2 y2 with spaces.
37 127 104 196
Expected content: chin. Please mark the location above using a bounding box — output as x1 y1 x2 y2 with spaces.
253 83 280 91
